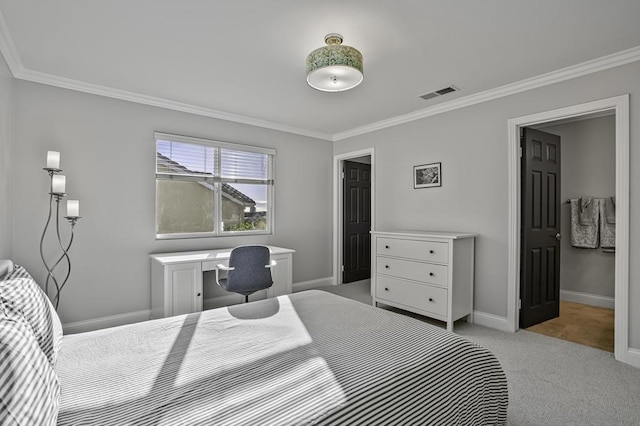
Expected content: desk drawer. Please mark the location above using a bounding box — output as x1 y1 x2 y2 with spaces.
376 257 448 287
377 237 448 263
202 260 227 271
376 275 447 317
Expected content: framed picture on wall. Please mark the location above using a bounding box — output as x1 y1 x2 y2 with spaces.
414 162 442 189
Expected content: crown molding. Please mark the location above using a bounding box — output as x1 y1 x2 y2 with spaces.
1 8 638 144
14 68 334 141
333 45 640 141
0 12 333 142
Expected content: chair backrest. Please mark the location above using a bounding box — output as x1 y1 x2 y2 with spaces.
225 246 273 294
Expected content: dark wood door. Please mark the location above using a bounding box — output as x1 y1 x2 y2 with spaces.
343 160 371 283
520 128 561 328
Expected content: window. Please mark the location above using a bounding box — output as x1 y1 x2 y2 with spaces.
155 132 274 238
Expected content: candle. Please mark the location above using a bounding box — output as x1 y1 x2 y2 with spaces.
51 175 66 194
46 151 60 169
67 200 79 217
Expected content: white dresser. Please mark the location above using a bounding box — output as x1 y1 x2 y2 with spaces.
371 231 475 331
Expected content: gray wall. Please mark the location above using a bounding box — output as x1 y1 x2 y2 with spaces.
334 60 640 348
0 55 12 259
543 116 615 298
10 81 333 324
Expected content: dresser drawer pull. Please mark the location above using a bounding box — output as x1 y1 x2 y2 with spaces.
428 297 434 302
385 265 390 269
384 287 389 291
429 250 435 254
429 272 434 276
385 245 390 249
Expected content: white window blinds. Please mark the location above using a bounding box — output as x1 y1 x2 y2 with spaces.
156 140 218 177
220 148 269 181
155 133 274 184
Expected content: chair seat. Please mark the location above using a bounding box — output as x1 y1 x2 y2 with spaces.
218 277 272 296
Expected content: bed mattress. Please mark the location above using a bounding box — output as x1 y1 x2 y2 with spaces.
56 290 507 425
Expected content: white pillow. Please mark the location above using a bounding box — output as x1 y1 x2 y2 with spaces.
0 259 13 279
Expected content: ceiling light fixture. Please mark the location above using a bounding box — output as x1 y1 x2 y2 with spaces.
306 33 363 92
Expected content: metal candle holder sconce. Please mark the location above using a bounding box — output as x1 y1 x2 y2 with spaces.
40 151 81 310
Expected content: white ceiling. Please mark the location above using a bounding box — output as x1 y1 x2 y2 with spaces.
1 1 640 141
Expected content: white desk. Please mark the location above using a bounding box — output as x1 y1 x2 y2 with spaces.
150 246 295 318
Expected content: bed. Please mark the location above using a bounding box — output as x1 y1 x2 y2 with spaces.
0 260 508 425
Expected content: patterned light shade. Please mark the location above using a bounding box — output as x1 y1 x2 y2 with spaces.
306 34 363 92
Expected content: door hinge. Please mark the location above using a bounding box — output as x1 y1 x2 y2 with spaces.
341 168 345 179
341 265 344 272
518 299 522 310
519 146 523 158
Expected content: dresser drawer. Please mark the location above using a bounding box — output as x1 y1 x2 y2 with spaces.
376 257 448 287
376 275 448 317
377 237 448 263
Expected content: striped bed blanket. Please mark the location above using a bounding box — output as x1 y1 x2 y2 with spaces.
56 290 507 425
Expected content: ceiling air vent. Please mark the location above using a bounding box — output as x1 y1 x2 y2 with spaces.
420 85 459 101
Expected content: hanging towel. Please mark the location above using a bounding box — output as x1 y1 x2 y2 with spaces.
605 197 616 224
578 196 596 225
570 198 599 248
600 198 616 249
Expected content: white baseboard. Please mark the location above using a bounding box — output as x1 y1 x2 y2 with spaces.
560 289 615 309
623 348 640 369
293 277 334 292
473 310 514 332
63 309 151 334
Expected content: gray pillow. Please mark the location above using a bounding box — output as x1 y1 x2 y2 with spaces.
0 265 63 366
0 297 60 425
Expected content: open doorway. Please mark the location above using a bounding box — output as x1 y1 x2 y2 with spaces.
519 127 562 329
521 114 616 352
507 95 630 364
333 149 375 289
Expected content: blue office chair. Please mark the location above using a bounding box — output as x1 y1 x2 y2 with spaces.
215 245 274 303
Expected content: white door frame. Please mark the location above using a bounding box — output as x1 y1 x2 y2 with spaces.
507 94 630 364
333 148 375 285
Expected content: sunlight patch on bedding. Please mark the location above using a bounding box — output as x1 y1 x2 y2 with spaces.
175 295 315 386
208 356 347 424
